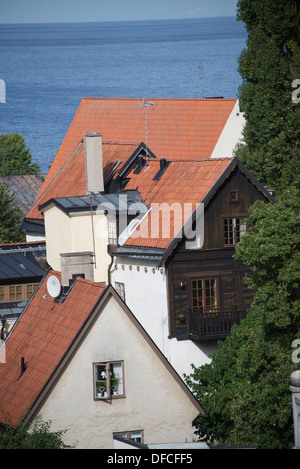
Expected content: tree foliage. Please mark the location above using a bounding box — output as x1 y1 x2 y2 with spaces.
0 133 40 176
0 182 25 243
186 0 300 449
186 189 300 448
0 416 74 449
235 0 300 192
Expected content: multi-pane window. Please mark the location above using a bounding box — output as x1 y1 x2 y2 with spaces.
9 285 22 301
0 284 38 302
115 282 126 302
191 278 218 312
108 219 118 245
224 217 247 246
93 361 124 399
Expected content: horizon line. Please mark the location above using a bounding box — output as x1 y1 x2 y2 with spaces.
0 15 237 26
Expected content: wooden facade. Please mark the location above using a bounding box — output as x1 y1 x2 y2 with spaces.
166 165 272 341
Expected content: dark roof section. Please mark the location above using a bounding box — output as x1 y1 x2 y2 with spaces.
0 174 47 216
0 242 47 283
38 190 147 216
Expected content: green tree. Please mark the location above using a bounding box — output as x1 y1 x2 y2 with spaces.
185 188 300 448
235 0 300 193
0 133 40 176
0 182 25 243
0 416 74 449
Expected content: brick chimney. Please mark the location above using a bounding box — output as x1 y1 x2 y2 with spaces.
85 132 104 193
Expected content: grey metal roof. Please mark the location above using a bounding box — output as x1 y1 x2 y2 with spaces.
38 190 146 214
0 251 46 281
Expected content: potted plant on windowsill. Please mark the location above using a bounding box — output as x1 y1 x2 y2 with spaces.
96 380 107 398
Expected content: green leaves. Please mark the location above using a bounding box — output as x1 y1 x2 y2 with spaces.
0 183 25 243
0 133 40 176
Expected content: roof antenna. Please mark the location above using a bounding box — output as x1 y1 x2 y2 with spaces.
197 63 208 98
142 99 154 169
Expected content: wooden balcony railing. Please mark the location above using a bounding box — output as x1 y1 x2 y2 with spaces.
185 307 248 340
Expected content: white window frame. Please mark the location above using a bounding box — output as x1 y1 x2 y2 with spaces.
115 282 126 302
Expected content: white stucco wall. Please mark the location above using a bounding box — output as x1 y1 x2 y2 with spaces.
111 257 217 380
43 206 110 283
211 100 245 159
36 295 201 449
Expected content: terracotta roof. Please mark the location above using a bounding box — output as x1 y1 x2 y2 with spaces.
0 270 105 428
26 140 138 220
27 97 237 221
123 157 233 249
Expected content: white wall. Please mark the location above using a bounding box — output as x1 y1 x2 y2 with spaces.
36 295 201 449
111 257 217 379
211 100 245 159
43 206 110 283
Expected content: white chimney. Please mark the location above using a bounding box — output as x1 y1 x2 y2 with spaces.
85 132 104 193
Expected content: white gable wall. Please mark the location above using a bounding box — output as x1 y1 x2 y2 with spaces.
35 295 200 449
111 257 217 379
211 100 245 159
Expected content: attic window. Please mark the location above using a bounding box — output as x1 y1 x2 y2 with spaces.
224 217 247 246
230 190 239 203
93 361 124 400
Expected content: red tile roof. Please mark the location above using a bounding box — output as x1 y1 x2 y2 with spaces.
0 271 105 428
27 97 236 221
27 140 138 220
123 157 233 249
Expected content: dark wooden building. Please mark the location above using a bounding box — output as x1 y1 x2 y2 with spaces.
165 160 276 341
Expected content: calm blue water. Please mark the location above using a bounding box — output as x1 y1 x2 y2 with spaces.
0 17 246 172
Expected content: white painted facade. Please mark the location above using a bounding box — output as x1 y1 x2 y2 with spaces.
211 100 245 159
111 256 217 379
36 294 201 449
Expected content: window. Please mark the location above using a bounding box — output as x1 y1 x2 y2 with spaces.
114 431 143 444
26 284 38 299
115 282 125 302
191 278 218 312
230 190 239 202
0 284 39 302
224 217 247 246
93 361 124 399
108 219 118 245
9 285 22 301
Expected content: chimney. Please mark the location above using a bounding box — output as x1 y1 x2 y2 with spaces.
60 252 94 287
85 132 104 193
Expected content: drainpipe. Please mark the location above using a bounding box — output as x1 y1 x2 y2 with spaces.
0 315 5 341
107 248 114 285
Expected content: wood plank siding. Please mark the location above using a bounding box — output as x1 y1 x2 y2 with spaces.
166 166 271 340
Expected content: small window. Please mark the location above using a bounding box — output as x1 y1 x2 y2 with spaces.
0 287 5 302
108 219 118 245
26 284 38 299
114 430 144 444
191 278 218 312
9 285 22 301
115 282 126 302
224 217 247 246
230 190 239 202
93 361 124 399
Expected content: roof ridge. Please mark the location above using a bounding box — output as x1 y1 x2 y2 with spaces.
82 97 237 102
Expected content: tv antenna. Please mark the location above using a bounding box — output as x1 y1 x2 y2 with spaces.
197 63 208 98
142 98 154 168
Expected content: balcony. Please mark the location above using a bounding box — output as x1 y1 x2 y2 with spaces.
176 307 248 341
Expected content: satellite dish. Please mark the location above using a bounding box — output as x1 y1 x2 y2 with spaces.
47 275 61 298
